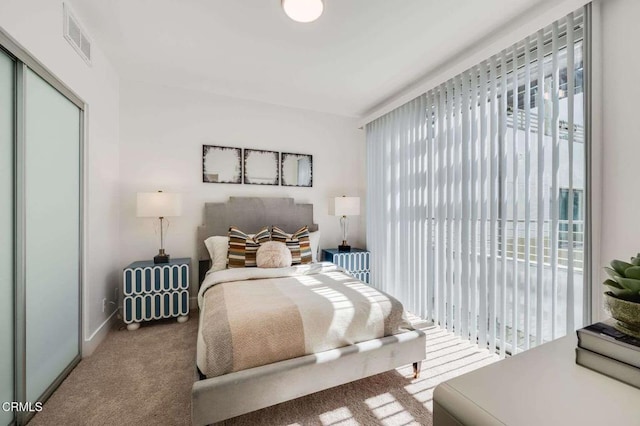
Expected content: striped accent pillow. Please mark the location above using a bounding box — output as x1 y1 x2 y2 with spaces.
271 226 311 265
227 226 271 268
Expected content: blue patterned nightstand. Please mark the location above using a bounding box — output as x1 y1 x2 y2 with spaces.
322 248 370 284
122 258 190 330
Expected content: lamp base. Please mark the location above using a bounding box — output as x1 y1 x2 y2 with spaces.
338 244 351 252
154 250 170 264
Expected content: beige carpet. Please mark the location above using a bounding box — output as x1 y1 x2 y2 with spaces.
31 314 498 426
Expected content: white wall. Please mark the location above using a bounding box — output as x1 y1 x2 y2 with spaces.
119 81 366 295
600 1 640 292
0 0 120 355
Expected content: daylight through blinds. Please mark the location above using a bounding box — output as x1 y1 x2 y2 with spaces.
366 6 588 356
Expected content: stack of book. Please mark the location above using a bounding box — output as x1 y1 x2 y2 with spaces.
575 319 640 389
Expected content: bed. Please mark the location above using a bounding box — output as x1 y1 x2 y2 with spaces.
191 197 426 425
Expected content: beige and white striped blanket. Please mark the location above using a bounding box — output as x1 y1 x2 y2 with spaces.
197 263 413 378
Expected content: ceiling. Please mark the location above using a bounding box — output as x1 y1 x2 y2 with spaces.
72 0 547 117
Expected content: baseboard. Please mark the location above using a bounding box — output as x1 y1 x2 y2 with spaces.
190 296 198 312
82 308 118 357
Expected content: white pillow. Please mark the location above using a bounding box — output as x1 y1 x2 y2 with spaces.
256 241 292 268
204 236 229 272
309 230 321 263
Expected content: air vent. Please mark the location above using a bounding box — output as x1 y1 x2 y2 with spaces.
63 3 91 65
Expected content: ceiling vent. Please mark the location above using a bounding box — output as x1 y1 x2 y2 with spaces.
63 3 91 66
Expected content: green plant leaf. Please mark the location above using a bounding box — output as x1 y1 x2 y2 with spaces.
604 267 622 280
631 256 640 267
611 259 634 276
625 266 640 280
605 284 637 299
615 277 640 292
603 278 623 289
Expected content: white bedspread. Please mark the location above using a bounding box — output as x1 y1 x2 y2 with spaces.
196 262 413 377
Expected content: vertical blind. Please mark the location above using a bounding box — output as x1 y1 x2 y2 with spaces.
366 6 588 356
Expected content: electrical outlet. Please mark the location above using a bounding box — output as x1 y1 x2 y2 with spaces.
102 298 106 312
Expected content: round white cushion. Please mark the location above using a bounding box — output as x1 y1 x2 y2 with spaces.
256 241 292 268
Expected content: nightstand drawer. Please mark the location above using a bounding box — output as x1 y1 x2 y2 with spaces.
322 249 370 284
123 291 189 323
123 263 189 295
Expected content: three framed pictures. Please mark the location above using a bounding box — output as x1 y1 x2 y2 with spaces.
202 145 312 187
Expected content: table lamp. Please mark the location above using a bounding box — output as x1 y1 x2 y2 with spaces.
334 196 360 252
137 191 182 264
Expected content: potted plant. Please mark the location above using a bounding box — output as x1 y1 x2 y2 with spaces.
603 253 640 338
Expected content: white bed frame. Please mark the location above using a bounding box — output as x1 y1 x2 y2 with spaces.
191 197 426 425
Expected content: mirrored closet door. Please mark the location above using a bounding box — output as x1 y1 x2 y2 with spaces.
24 68 81 405
1 35 83 426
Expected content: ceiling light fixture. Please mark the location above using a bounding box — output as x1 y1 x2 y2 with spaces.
282 0 324 23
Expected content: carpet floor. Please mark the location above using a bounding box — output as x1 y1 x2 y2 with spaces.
31 314 498 426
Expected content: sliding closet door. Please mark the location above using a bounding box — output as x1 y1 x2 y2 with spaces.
24 68 80 403
0 49 14 426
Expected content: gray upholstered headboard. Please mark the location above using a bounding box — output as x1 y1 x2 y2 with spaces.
197 197 318 263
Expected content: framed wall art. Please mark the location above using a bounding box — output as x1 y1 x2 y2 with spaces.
243 149 279 185
281 152 312 187
202 145 242 184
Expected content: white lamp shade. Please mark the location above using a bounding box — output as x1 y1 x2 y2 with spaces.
334 196 360 216
282 0 324 23
137 192 182 218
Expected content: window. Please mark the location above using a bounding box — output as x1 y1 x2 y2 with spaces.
559 188 584 256
366 6 589 357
